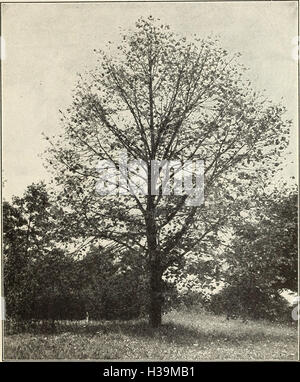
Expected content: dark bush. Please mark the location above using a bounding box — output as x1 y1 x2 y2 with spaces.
208 279 291 322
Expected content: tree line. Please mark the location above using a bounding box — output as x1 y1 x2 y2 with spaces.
3 182 297 325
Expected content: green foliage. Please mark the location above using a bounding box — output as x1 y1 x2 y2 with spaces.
209 186 298 321
3 184 151 323
3 18 295 328
3 182 59 320
227 185 298 292
77 248 149 320
209 278 291 321
43 17 290 325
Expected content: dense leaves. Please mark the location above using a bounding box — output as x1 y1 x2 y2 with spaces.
44 17 291 326
3 184 151 322
209 186 298 321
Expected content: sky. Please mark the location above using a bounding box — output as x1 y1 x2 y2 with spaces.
2 1 298 199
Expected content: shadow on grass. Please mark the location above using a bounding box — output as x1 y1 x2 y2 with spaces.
91 319 295 345
7 315 296 346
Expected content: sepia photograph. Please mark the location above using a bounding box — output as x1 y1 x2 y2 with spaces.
1 1 299 362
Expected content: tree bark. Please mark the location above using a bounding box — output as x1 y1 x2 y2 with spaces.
146 40 163 327
149 252 162 327
146 195 163 328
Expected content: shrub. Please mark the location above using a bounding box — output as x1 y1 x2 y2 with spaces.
209 279 291 322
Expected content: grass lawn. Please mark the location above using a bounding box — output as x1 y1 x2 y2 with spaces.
4 310 298 360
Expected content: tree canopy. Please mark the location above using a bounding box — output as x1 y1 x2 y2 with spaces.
44 17 291 326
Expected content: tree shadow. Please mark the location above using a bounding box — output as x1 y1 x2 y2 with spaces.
103 320 295 346
31 317 296 346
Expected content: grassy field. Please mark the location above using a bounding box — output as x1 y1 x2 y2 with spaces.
4 310 298 360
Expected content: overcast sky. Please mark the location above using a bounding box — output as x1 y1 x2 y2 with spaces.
2 1 298 199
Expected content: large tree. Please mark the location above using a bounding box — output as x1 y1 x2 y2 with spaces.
45 17 290 327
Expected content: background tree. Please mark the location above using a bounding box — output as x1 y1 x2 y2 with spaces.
210 184 298 321
45 17 290 327
3 200 29 320
3 183 154 323
78 246 149 320
3 183 75 321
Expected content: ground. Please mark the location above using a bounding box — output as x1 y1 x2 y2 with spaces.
4 310 298 360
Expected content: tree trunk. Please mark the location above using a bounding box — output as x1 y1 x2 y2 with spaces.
149 253 162 327
146 49 163 327
146 195 163 328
